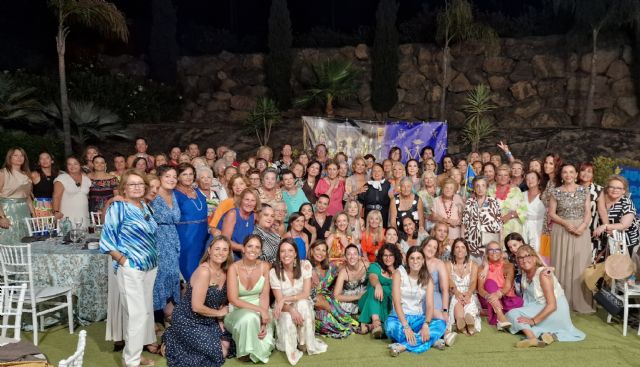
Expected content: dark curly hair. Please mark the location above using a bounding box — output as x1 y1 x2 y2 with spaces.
376 243 403 273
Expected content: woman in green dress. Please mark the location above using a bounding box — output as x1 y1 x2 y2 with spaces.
224 235 275 363
308 240 359 338
358 243 403 338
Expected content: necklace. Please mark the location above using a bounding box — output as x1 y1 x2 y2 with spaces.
191 195 203 211
209 265 223 286
443 198 454 219
495 185 509 201
240 260 258 279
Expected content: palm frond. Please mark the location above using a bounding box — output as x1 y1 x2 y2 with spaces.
49 0 128 42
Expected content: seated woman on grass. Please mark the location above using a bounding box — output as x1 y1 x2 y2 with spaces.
358 243 402 339
386 246 447 356
506 245 585 348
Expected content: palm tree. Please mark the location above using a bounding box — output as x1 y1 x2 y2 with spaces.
48 0 128 155
552 0 640 126
244 98 281 146
0 75 45 122
295 59 361 117
436 0 498 121
462 84 496 152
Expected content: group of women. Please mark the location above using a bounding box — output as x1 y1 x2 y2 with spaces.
2 140 638 366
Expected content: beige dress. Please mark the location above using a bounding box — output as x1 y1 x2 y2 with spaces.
0 168 32 243
550 186 594 314
269 260 327 365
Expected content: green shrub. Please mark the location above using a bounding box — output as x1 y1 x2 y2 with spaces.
592 156 640 186
8 65 182 124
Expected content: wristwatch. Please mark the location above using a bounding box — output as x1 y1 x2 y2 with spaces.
442 308 448 313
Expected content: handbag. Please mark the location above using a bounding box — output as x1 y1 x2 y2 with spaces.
583 248 608 293
594 287 623 316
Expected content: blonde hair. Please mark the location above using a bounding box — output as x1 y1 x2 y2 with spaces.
118 169 149 197
365 210 384 243
606 174 629 192
330 211 352 237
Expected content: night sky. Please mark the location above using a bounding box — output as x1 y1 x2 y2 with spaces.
1 0 546 70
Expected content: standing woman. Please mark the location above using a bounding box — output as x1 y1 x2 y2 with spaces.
358 164 392 227
254 205 281 265
388 147 402 163
196 167 220 221
0 148 34 242
489 165 527 241
150 165 182 325
417 171 440 233
344 157 368 202
88 155 119 214
274 144 294 174
225 235 275 363
578 162 603 255
163 236 236 366
99 170 158 367
522 171 546 253
386 247 447 357
431 179 464 241
447 238 482 336
175 163 210 281
270 239 328 365
81 145 100 173
314 162 345 216
482 163 496 189
437 156 455 187
389 177 425 237
539 153 562 263
548 163 593 314
462 176 502 264
219 188 260 260
406 159 421 191
31 151 58 217
257 168 282 208
309 240 359 338
358 244 402 339
52 156 91 228
302 161 322 204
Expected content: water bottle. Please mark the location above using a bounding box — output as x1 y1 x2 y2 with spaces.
61 217 72 237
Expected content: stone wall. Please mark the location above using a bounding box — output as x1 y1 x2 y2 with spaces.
177 35 639 131
103 35 640 161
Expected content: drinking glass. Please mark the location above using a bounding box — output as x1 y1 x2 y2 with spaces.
70 229 79 244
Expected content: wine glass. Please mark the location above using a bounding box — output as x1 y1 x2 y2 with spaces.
73 217 83 230
69 229 79 244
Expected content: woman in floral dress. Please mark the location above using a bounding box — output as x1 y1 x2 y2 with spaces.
308 241 359 338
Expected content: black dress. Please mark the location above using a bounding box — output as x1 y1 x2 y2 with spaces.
311 215 333 240
164 283 235 367
358 180 392 227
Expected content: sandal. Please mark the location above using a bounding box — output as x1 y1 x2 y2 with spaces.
464 313 476 335
389 343 404 357
540 333 558 345
159 343 166 358
371 320 383 339
358 323 370 334
516 338 546 348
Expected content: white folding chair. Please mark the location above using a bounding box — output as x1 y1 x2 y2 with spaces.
0 244 74 345
89 212 102 227
24 216 58 237
58 330 87 367
0 284 27 341
605 230 640 336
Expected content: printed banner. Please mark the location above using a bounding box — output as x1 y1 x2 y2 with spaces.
618 165 640 216
302 117 448 163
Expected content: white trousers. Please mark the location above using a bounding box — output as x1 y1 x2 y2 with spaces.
117 265 157 367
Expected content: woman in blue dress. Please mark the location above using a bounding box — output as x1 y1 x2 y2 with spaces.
506 245 585 348
151 165 182 323
283 212 309 260
218 188 258 260
175 163 209 281
163 235 236 367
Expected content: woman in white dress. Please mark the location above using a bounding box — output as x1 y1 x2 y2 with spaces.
447 238 482 335
522 171 545 253
52 156 91 228
270 238 327 365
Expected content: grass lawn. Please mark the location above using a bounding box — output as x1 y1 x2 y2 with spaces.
33 310 640 367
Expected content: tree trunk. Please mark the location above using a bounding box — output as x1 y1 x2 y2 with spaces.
57 26 72 156
326 95 334 117
440 44 450 121
585 28 598 127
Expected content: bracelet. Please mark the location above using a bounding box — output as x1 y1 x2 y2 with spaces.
403 324 410 330
442 308 448 313
505 151 513 157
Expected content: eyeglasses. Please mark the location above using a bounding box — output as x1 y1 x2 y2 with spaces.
516 254 534 261
608 186 625 191
487 248 502 254
127 183 146 188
